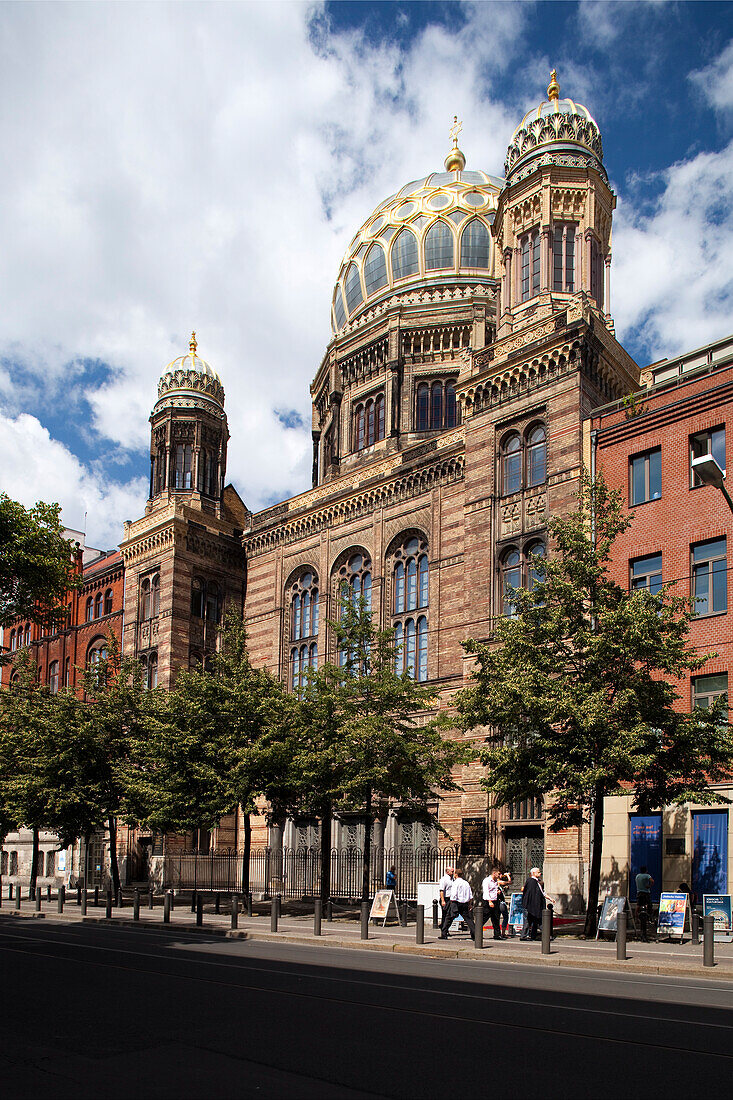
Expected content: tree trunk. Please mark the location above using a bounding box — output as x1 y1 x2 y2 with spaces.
108 816 121 894
240 812 252 896
29 827 40 898
361 788 373 903
319 802 332 904
583 785 605 938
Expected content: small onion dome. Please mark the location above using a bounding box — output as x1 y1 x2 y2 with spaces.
155 332 225 411
504 70 605 183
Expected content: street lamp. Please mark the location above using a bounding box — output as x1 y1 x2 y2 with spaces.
691 454 733 514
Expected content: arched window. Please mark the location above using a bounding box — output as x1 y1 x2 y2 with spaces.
430 382 443 429
335 552 372 667
424 221 454 271
104 589 113 616
501 434 522 495
460 219 491 268
527 425 547 487
391 229 419 280
84 597 93 622
64 657 70 688
288 570 319 692
151 574 160 616
521 230 540 301
363 243 388 296
205 582 220 625
49 661 59 695
590 238 604 308
353 393 385 451
553 224 576 292
24 624 31 646
140 577 151 621
376 393 385 441
94 592 103 619
416 383 429 431
142 651 158 689
87 639 108 685
391 534 429 681
344 263 364 316
9 629 15 651
445 383 458 428
174 444 193 489
353 403 365 451
501 549 522 617
527 543 546 590
333 285 346 329
191 577 204 618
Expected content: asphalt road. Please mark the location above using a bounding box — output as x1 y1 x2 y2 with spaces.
1 918 731 1099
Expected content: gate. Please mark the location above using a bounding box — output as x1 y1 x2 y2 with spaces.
505 829 544 890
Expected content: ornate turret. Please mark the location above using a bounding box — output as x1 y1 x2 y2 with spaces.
148 333 229 511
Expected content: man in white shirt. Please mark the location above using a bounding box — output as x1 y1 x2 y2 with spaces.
450 869 476 941
481 867 503 940
437 865 455 939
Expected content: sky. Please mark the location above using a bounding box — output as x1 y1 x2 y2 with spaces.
0 0 732 547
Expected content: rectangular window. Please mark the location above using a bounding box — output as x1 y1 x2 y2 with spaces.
691 426 726 487
531 233 540 295
630 553 663 594
565 227 575 291
692 538 727 615
521 235 530 300
553 228 563 290
630 448 661 505
552 225 576 292
692 672 728 709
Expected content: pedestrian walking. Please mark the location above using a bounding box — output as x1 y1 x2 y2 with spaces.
437 865 455 939
635 865 654 942
450 869 476 941
498 871 511 938
520 867 550 941
481 867 503 940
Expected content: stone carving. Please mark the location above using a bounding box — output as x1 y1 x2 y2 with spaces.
500 499 521 538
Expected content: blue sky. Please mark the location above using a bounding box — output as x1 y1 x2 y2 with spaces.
0 1 732 545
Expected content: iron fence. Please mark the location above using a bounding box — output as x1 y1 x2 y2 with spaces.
161 845 459 901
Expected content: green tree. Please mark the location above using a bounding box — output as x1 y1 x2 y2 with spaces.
308 597 467 902
457 474 733 936
0 494 80 635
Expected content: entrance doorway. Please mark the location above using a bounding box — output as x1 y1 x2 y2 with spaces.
504 827 544 888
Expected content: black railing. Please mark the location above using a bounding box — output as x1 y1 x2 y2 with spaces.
161 845 459 901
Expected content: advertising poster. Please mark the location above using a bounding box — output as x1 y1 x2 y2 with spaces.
508 892 525 929
629 813 662 901
369 889 396 924
656 892 687 937
598 895 626 933
703 894 733 942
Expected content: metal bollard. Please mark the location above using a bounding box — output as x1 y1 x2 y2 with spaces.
692 911 700 945
246 892 253 917
616 911 627 960
432 899 439 929
105 889 112 919
8 883 13 900
47 885 52 900
326 899 333 922
399 902 408 927
416 904 424 945
133 889 140 921
76 884 82 907
275 894 281 919
191 890 197 913
541 907 551 954
231 894 239 930
196 895 203 927
704 914 715 967
270 898 278 932
58 885 65 913
215 894 221 915
164 892 171 924
169 891 175 911
35 889 41 913
15 887 21 910
94 886 99 908
361 900 370 940
116 887 122 909
81 890 87 916
474 904 483 949
148 887 154 910
314 899 322 936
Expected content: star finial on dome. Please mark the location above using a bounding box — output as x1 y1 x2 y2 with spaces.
444 115 466 172
547 69 560 110
189 331 197 355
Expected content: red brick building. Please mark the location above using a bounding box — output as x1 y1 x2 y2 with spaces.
587 332 733 901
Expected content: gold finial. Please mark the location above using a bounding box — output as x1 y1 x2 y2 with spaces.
547 69 560 110
189 331 197 355
444 115 466 172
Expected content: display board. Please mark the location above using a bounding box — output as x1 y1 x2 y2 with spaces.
596 895 627 937
703 894 733 942
508 892 525 931
369 889 398 925
460 817 486 856
656 892 688 938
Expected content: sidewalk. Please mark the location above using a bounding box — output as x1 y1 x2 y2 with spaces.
3 896 732 981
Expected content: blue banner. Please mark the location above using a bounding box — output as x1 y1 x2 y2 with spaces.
693 811 728 896
629 813 662 902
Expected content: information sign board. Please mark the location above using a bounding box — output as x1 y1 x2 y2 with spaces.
460 817 486 856
703 894 733 942
656 892 688 937
508 892 525 930
369 889 398 925
597 895 626 934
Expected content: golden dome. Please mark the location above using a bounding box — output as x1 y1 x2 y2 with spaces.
331 161 503 335
156 332 225 409
504 71 604 182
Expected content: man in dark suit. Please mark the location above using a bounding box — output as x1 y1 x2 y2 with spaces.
521 866 550 940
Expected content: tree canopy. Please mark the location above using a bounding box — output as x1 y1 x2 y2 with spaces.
457 474 733 935
0 494 80 633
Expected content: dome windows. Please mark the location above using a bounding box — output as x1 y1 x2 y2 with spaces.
391 228 419 280
363 244 388 296
424 221 453 271
333 286 347 329
460 219 491 269
344 263 364 316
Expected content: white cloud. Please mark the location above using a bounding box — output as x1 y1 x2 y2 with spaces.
690 39 733 112
0 1 526 532
0 412 147 548
613 140 733 358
